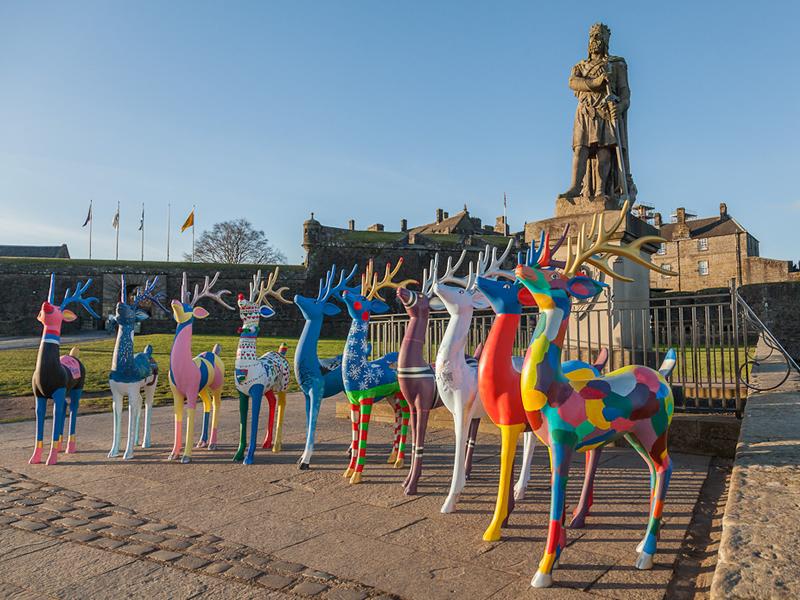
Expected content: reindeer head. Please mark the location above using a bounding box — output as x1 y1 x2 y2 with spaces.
294 264 357 322
236 267 292 334
430 251 490 316
111 275 168 328
171 272 234 324
472 239 532 315
340 259 416 322
37 274 100 333
515 202 675 308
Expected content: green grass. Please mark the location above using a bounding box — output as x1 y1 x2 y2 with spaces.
657 345 750 382
0 334 347 405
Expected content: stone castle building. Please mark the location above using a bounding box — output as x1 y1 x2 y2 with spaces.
646 203 798 291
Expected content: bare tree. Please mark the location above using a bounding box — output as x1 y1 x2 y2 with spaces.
186 219 286 264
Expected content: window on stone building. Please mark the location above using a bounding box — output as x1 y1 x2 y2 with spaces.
657 243 666 255
698 260 709 276
661 263 672 272
698 238 709 251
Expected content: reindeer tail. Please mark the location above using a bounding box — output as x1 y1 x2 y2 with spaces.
144 344 153 357
658 348 677 378
278 343 288 356
69 347 80 358
592 347 609 372
212 343 222 356
472 343 484 361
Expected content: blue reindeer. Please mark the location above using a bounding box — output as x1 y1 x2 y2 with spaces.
107 276 169 459
293 264 357 470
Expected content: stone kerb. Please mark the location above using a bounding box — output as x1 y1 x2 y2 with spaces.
710 339 800 599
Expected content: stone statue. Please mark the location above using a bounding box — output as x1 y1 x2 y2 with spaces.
559 23 636 205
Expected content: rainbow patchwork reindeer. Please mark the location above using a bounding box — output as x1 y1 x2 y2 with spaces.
233 268 293 465
514 202 677 588
338 259 416 484
475 238 608 542
108 276 169 460
168 273 234 463
29 275 100 465
293 264 357 470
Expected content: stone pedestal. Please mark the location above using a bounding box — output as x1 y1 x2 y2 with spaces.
524 201 660 367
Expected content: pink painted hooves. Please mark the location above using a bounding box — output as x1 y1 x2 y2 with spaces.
45 451 58 465
66 441 77 454
28 449 43 464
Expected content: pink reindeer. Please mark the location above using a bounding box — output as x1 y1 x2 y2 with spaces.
168 273 234 463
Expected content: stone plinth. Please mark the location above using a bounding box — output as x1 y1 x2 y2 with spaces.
554 195 622 218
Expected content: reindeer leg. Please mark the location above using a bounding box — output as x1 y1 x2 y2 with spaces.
108 385 123 458
405 404 430 496
388 397 400 464
394 394 410 469
350 397 374 484
442 403 467 514
45 389 67 465
531 442 574 588
344 400 359 478
180 396 198 464
197 394 211 448
233 391 248 462
464 417 481 480
65 388 80 454
514 431 536 501
403 398 417 488
570 448 602 529
262 390 277 449
167 384 184 461
630 433 672 570
29 397 47 464
123 385 142 460
625 433 658 554
273 391 286 453
208 388 221 450
243 385 264 465
298 388 321 469
142 377 156 448
483 423 525 541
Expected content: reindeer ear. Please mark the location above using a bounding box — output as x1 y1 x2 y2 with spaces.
62 309 77 322
259 306 275 318
566 276 606 299
193 306 210 319
322 302 341 316
135 310 149 322
107 315 118 326
471 291 490 310
518 287 536 306
369 300 390 314
429 297 446 311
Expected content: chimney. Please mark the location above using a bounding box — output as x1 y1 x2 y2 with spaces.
495 216 509 235
654 212 663 228
348 219 355 231
443 211 449 219
435 208 444 223
720 203 728 219
674 208 690 239
676 207 686 223
367 223 384 232
400 218 407 232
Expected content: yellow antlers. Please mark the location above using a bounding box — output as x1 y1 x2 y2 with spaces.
251 267 293 308
563 200 677 282
361 258 418 301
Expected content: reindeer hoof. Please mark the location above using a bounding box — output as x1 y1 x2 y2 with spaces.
243 455 254 465
195 441 206 448
45 452 58 466
531 571 553 588
272 443 281 453
207 443 217 451
569 513 587 529
635 551 654 570
349 472 362 485
28 450 42 465
180 456 191 464
107 450 119 459
122 452 134 461
343 468 354 478
635 539 646 554
167 453 177 461
514 489 526 502
482 528 501 542
66 441 77 454
142 441 152 449
387 451 398 464
393 458 405 469
299 462 310 471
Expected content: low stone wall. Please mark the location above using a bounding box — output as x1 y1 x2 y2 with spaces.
710 340 800 599
739 281 800 362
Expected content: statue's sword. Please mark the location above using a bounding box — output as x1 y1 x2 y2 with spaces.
603 69 629 202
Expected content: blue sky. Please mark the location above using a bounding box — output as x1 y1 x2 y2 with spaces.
1 1 798 263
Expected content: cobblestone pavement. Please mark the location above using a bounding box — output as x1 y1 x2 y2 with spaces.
0 393 712 599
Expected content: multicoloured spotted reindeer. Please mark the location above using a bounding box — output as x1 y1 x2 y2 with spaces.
168 273 233 463
475 237 608 542
338 259 416 484
29 275 100 465
108 276 168 460
293 264 357 470
514 202 677 588
233 267 293 465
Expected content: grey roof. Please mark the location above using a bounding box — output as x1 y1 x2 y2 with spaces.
0 244 70 258
660 217 745 241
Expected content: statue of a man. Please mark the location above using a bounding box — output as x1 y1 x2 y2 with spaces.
559 23 636 204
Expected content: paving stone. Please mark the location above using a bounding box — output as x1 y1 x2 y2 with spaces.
7 506 36 516
204 561 233 575
99 514 146 528
175 555 211 570
37 502 75 514
30 510 62 522
98 526 135 538
272 560 306 573
11 519 47 531
69 509 104 520
140 521 174 532
118 543 156 556
243 553 273 569
83 521 110 531
170 526 200 538
196 533 223 544
161 537 195 551
40 526 69 537
0 515 17 525
149 550 183 562
16 497 43 506
189 543 220 555
305 569 336 581
131 532 168 544
292 581 329 596
89 537 126 550
63 530 100 543
53 516 90 528
224 564 262 581
258 573 295 590
109 506 137 515
74 499 111 509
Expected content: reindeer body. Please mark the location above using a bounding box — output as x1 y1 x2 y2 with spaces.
29 275 99 465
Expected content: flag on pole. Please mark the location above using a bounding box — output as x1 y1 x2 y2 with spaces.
181 209 194 232
82 203 92 227
139 206 145 231
503 192 507 210
112 206 120 229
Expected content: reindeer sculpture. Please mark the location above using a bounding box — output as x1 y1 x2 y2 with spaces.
475 237 608 542
293 264 357 470
108 276 169 460
168 273 234 463
514 202 677 588
29 275 100 465
233 267 293 465
337 259 415 484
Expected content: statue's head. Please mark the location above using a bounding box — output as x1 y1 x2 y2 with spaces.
588 22 611 57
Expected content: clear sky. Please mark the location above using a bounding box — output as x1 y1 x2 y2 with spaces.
1 1 798 264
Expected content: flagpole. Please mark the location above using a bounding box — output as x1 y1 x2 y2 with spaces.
115 200 120 260
140 202 145 261
88 199 93 260
191 204 196 263
503 192 508 235
166 203 171 261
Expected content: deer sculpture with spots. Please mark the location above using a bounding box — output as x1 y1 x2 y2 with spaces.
168 272 234 463
338 259 416 484
29 275 100 465
108 275 169 460
233 267 293 465
514 202 678 588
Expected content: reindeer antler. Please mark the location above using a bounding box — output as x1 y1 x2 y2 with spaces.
133 277 168 313
420 254 440 297
253 267 293 308
563 201 675 282
188 272 234 309
60 279 100 318
478 239 515 280
362 258 417 301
